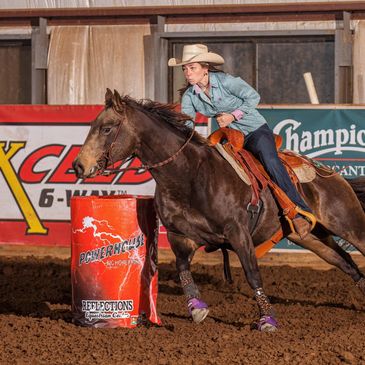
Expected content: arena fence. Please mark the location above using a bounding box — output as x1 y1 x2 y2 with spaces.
0 105 364 251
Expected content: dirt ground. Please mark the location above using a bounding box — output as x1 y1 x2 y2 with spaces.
1 246 365 365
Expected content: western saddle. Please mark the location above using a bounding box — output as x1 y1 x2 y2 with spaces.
208 127 334 258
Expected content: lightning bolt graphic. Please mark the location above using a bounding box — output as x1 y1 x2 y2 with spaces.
73 216 127 245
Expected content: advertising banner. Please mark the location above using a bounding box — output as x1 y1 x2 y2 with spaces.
263 108 365 178
0 105 207 246
262 108 365 251
0 105 364 250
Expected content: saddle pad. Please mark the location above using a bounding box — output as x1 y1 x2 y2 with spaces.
292 164 316 183
216 143 316 185
215 143 251 185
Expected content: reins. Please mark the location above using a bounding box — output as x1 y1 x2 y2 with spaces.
100 106 196 176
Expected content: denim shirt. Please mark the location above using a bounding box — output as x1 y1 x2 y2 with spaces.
181 72 267 135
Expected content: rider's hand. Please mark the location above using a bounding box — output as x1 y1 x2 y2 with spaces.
216 113 235 128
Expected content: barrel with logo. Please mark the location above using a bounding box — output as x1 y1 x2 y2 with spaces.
70 195 160 328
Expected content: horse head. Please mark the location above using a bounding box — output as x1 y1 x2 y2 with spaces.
73 88 138 178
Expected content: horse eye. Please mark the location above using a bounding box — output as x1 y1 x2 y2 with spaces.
101 127 112 135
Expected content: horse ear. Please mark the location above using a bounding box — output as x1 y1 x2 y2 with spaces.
113 89 123 108
105 88 113 107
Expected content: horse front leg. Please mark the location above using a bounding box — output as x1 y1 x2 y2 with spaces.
167 231 209 323
225 222 278 332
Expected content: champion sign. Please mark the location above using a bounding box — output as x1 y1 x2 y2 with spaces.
260 107 365 179
273 119 365 157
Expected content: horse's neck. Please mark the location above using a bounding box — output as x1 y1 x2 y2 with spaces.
136 117 197 186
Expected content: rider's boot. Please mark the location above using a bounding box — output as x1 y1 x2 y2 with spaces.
292 208 316 240
292 216 312 239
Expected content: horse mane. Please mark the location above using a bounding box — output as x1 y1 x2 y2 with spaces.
115 95 210 146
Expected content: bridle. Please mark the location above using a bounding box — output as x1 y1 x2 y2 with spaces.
98 106 196 176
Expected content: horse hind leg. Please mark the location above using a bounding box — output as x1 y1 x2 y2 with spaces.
221 248 233 283
204 245 233 283
326 235 365 296
323 205 365 258
342 177 365 293
288 228 365 298
167 231 209 324
314 176 365 257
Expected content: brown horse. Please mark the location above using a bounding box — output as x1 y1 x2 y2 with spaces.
73 89 365 331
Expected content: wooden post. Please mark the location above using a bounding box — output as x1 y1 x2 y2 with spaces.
31 17 48 104
335 11 353 103
303 72 320 104
144 16 168 102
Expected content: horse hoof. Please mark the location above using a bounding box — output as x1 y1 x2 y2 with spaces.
252 316 278 332
356 277 365 295
188 298 209 323
191 308 209 324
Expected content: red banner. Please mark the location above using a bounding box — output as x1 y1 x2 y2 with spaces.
0 105 207 247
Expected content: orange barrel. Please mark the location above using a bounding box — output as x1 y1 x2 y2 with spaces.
70 195 161 328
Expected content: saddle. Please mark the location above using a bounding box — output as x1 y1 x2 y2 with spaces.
208 128 334 258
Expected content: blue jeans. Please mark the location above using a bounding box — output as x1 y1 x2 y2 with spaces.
244 124 311 213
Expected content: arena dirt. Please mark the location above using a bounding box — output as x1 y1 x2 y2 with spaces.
1 255 365 365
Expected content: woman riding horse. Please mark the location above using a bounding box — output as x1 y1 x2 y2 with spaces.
168 44 315 239
73 89 365 332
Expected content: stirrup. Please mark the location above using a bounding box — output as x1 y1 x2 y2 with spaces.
295 207 317 230
285 207 317 235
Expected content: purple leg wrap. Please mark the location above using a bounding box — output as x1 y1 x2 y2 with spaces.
255 316 278 331
187 298 208 315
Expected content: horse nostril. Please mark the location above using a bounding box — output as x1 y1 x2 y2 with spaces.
89 166 97 176
72 159 84 178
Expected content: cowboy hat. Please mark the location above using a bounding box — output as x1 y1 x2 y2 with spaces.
168 44 224 67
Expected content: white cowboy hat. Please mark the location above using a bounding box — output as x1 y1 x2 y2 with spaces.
168 44 224 67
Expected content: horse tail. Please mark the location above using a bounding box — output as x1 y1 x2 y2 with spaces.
347 177 365 212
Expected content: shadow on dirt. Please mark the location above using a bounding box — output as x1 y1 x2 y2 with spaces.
0 256 71 319
1 257 364 322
